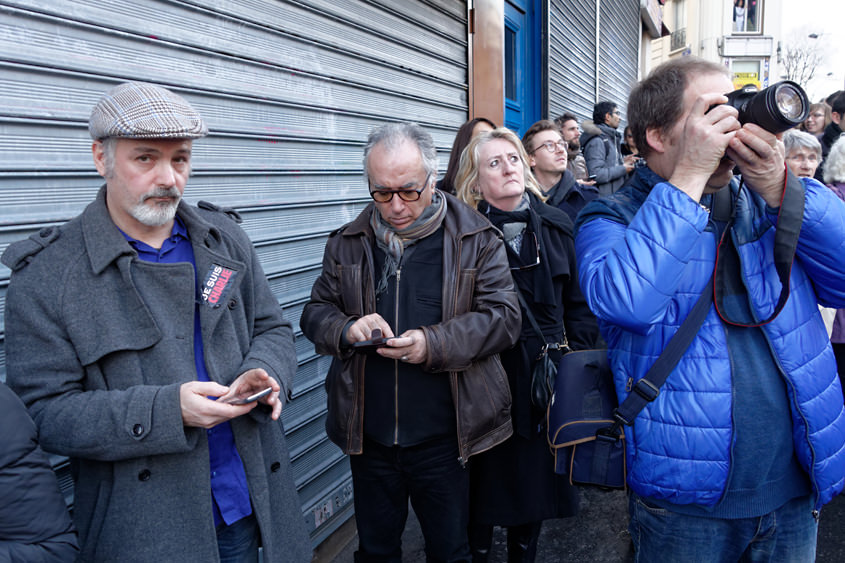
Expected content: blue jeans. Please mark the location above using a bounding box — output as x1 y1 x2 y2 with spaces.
628 493 818 562
217 513 260 563
350 436 470 563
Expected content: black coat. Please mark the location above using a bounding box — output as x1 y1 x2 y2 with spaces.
469 195 600 526
0 382 78 561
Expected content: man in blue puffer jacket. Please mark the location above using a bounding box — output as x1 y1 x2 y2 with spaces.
575 57 845 561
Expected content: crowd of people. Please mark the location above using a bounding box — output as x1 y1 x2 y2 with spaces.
3 57 845 563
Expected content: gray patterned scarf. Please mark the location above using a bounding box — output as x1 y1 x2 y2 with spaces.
370 190 447 295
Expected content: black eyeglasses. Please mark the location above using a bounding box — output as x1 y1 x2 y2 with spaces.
510 231 540 271
369 172 431 203
531 140 567 154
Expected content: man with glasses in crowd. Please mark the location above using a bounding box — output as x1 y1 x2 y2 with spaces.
301 122 521 562
581 101 637 196
522 119 599 222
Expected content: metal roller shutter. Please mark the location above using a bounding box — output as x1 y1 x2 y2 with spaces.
548 0 597 122
0 0 468 547
598 0 640 122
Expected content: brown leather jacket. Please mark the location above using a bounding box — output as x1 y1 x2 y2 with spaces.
301 193 521 463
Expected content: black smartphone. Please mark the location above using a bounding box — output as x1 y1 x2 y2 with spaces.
588 174 597 181
225 386 272 405
351 329 391 353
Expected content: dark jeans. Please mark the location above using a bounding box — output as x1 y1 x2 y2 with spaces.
628 493 817 562
216 513 260 563
350 436 470 563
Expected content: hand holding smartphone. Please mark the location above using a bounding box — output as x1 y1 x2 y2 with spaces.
350 328 392 353
223 386 272 405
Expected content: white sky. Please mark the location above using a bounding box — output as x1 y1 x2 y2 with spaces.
780 0 844 101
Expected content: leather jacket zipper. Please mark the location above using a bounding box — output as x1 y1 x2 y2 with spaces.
393 267 401 445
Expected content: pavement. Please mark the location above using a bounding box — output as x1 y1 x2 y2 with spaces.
331 488 845 562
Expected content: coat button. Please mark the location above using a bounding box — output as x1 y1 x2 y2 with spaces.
132 424 144 436
228 299 237 310
39 227 53 238
138 469 151 481
270 462 281 473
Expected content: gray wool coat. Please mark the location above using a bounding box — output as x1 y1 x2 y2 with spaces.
2 187 311 562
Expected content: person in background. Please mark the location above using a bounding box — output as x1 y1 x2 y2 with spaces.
733 0 747 32
825 90 844 109
620 125 638 157
555 112 591 183
2 82 310 562
301 122 520 562
0 381 79 562
823 136 845 399
437 117 496 194
522 119 598 222
581 101 637 196
456 128 599 563
576 56 845 561
801 103 831 139
817 92 845 182
784 129 822 179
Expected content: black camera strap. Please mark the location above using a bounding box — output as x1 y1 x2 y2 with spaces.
713 171 803 327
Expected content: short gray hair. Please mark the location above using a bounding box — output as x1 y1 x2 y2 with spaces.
824 135 845 184
363 122 438 183
100 137 118 178
783 129 822 158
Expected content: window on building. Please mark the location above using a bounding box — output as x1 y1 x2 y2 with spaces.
505 25 516 101
732 0 762 34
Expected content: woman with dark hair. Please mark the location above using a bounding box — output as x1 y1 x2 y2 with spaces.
456 128 599 562
437 117 496 194
733 0 747 32
620 125 638 157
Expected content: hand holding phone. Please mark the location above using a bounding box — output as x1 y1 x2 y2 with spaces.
223 386 272 405
351 328 392 353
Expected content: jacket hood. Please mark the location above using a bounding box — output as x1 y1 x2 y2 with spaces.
579 120 602 147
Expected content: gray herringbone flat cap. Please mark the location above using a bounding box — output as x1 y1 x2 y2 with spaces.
89 82 208 140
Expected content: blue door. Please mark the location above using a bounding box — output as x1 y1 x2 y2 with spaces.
504 0 541 136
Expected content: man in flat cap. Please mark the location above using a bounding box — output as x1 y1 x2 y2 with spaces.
2 82 310 562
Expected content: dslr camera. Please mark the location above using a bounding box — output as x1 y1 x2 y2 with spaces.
720 80 809 134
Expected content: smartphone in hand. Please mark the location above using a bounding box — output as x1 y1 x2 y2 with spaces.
351 329 391 353
224 387 273 405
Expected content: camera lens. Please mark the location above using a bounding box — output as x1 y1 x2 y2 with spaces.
731 80 809 134
774 83 804 121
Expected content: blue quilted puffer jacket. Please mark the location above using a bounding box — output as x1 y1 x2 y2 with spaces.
575 166 845 513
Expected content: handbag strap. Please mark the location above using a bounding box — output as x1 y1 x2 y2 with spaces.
602 188 730 437
608 273 714 431
516 289 567 355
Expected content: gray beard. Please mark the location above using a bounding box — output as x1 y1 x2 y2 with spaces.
131 188 181 226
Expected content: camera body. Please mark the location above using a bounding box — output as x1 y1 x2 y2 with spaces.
722 80 809 134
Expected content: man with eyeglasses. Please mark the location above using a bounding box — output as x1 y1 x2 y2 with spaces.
522 119 599 222
581 100 638 196
301 122 521 562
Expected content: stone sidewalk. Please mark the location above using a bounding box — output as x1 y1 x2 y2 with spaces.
330 488 845 562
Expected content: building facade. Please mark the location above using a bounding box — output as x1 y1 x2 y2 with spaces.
646 0 784 91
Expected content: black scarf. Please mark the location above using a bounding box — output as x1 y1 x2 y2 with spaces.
480 195 557 307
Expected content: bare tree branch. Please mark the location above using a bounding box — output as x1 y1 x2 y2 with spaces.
782 27 827 90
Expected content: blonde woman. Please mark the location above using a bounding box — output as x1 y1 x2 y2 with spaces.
456 128 599 562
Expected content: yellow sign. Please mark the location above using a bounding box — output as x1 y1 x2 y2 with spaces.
732 72 761 90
